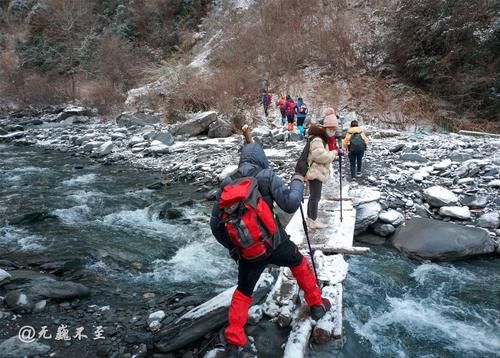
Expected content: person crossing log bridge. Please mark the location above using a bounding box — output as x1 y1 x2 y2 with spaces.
210 125 331 357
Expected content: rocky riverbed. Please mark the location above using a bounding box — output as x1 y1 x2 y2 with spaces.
1 106 499 357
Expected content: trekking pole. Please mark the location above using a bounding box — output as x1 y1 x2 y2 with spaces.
338 152 343 222
299 203 319 285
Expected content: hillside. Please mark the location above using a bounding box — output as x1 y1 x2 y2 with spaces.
1 0 498 131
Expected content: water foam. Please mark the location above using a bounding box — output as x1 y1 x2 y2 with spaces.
63 173 97 186
0 226 47 251
101 207 175 233
53 205 92 224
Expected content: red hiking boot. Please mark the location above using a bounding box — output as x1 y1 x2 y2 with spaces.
310 297 332 321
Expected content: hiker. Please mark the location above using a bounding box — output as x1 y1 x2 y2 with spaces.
306 110 339 229
294 97 308 136
210 125 331 357
275 96 286 126
343 120 368 179
261 91 272 117
284 95 296 132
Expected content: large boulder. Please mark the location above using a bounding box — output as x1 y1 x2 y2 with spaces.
172 111 218 136
152 130 174 146
354 201 382 235
116 111 162 128
208 118 233 138
391 218 495 261
0 336 50 358
438 206 471 220
56 105 96 122
422 186 459 207
30 280 90 300
401 153 428 163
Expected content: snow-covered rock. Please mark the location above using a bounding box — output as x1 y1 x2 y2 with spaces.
355 201 382 234
434 159 452 170
378 209 404 226
488 179 500 188
218 165 238 181
349 187 381 206
372 221 396 236
0 269 11 285
172 111 218 136
438 206 471 220
148 140 171 154
477 212 499 229
423 186 459 207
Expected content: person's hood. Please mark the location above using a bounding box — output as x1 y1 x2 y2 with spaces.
238 143 270 174
347 127 363 134
324 107 335 116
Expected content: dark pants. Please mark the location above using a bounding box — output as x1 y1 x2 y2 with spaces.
263 104 269 117
286 115 295 124
307 179 322 220
348 151 364 177
280 110 286 125
296 116 305 127
237 238 302 297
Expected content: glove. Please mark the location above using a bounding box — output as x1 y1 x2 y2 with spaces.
294 142 310 177
229 247 240 263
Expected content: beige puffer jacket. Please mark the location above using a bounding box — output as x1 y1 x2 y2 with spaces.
307 136 336 182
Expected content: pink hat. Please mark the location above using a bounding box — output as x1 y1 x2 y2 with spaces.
323 107 338 128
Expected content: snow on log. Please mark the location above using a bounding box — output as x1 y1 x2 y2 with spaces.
309 244 370 255
283 313 314 357
313 251 348 285
312 284 343 344
155 272 277 352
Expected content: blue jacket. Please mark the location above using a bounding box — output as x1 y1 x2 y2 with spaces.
262 94 271 106
294 101 308 118
210 143 304 252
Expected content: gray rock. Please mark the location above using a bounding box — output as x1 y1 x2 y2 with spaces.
355 201 382 234
372 221 396 237
9 211 57 225
454 159 485 178
378 209 404 226
93 141 114 157
460 195 488 209
0 269 11 286
148 140 171 154
5 291 33 313
31 280 90 299
152 131 174 146
56 105 95 121
251 127 272 137
147 310 166 325
477 212 499 229
434 159 452 170
61 115 90 125
82 141 103 152
0 336 50 358
355 232 386 245
488 179 500 188
423 186 459 207
172 111 218 136
389 144 405 153
438 206 471 220
116 111 162 128
392 218 495 261
401 153 428 162
208 118 233 138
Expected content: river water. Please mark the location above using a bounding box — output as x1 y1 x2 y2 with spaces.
1 144 499 357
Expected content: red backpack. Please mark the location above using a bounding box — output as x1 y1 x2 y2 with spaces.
219 173 276 261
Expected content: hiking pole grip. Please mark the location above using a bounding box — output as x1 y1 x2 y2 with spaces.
299 203 319 285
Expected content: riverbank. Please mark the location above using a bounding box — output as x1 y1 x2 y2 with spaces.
1 108 499 357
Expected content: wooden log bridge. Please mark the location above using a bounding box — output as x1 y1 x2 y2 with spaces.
155 168 363 357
